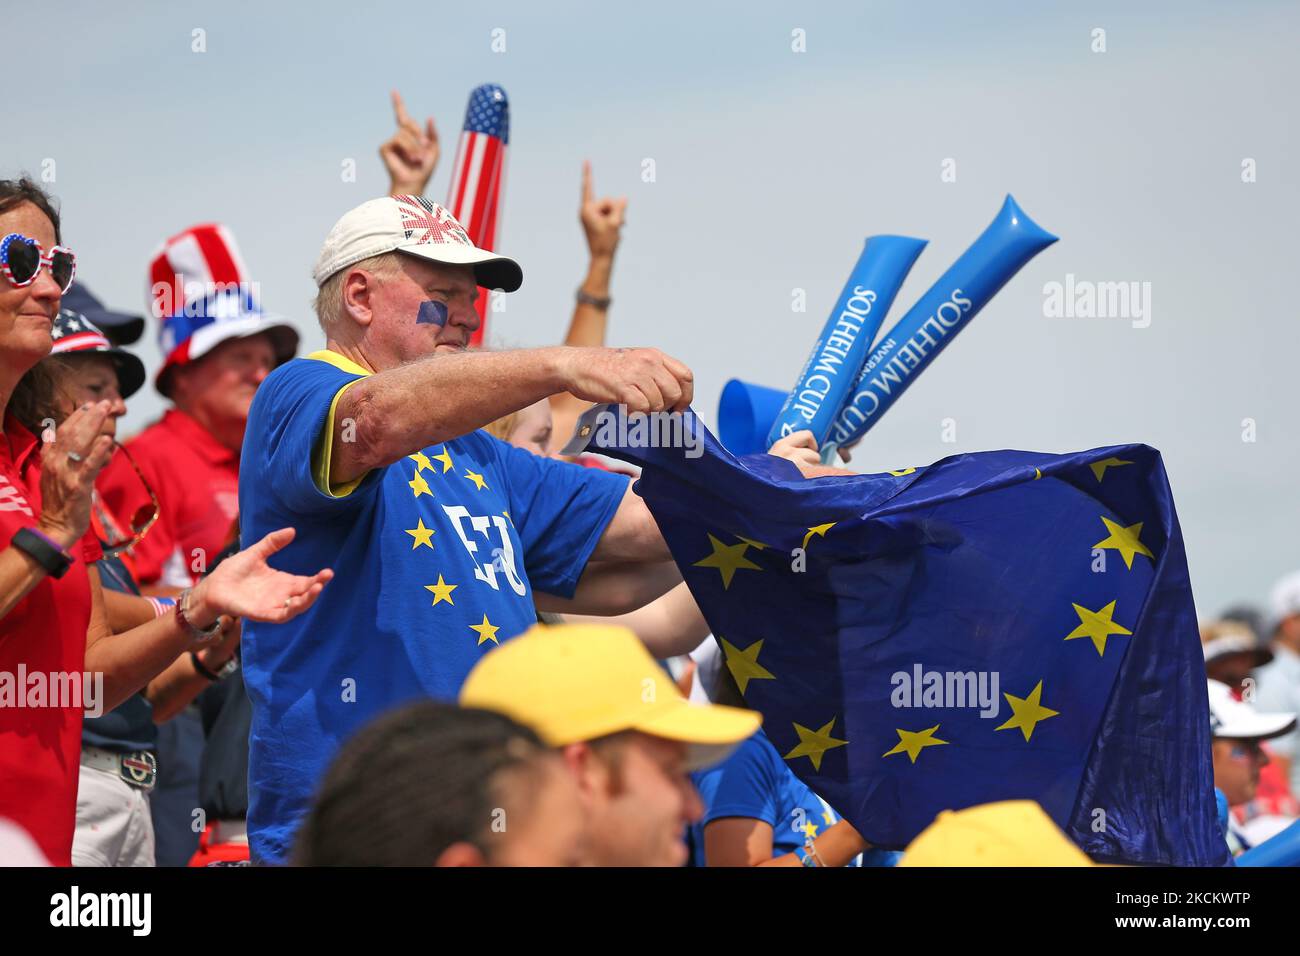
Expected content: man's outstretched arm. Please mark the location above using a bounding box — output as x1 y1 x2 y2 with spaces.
329 345 693 486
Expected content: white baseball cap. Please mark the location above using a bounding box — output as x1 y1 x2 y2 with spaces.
1207 679 1297 740
312 195 522 292
1269 570 1300 630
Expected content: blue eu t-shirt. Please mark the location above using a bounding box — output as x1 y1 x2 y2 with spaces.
692 730 891 867
239 351 629 864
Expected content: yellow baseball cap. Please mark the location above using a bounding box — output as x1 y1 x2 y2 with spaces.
898 800 1096 867
460 623 761 770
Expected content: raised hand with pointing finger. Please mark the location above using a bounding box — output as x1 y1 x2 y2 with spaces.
580 161 627 261
381 90 439 197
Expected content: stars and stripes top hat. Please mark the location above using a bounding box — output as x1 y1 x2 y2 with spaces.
312 195 522 293
50 308 147 399
147 223 299 396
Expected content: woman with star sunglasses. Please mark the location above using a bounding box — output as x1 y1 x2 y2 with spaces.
0 177 335 866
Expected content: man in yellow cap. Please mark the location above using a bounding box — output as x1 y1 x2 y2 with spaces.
461 623 761 867
898 800 1096 867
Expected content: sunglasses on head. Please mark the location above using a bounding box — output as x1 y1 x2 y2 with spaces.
0 232 76 293
99 443 160 559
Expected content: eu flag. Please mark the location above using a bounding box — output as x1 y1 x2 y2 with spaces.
582 407 1228 866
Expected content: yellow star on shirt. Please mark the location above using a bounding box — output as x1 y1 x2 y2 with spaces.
784 718 849 772
469 613 500 645
1089 457 1133 482
408 472 432 498
432 447 454 474
801 821 819 839
404 518 435 550
1064 599 1132 656
423 575 457 606
1094 516 1154 569
882 725 949 764
693 533 761 589
995 681 1060 742
821 808 835 826
464 470 488 491
408 451 433 473
719 637 775 694
801 522 836 551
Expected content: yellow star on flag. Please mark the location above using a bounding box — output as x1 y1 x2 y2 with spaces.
889 467 917 477
719 637 776 694
995 681 1060 742
883 725 949 763
464 470 488 491
784 718 849 772
1034 467 1042 480
693 533 761 589
423 575 456 606
1094 516 1154 569
737 536 769 550
801 523 836 551
404 518 435 550
1089 457 1133 482
408 472 432 498
432 448 454 473
409 451 433 473
1064 599 1132 656
470 613 500 645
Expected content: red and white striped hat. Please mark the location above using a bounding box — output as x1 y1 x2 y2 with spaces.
147 223 298 396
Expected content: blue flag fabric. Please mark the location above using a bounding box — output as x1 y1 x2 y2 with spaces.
584 408 1228 866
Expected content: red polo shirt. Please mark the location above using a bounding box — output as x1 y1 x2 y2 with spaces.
0 414 102 866
98 409 240 588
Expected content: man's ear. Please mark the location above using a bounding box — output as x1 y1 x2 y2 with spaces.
434 842 489 867
342 268 378 327
560 742 605 803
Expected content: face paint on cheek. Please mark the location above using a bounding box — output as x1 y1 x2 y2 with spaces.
416 300 449 326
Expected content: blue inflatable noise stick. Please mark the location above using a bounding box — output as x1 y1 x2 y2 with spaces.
765 235 928 453
826 195 1057 457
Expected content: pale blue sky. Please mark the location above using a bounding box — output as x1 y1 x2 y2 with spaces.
6 0 1297 616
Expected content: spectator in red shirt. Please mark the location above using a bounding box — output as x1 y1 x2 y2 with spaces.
0 178 332 864
98 223 298 590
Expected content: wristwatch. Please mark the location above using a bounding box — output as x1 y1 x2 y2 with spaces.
191 651 239 682
576 288 612 310
11 527 73 579
176 587 222 643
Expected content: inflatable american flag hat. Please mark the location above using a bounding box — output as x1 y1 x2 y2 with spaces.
146 223 298 396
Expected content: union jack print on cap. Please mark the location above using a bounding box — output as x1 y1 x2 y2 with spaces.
312 196 521 295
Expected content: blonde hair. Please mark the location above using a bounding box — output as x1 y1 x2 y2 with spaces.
483 409 519 443
313 252 405 329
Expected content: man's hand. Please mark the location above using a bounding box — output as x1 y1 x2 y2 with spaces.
381 90 439 196
557 346 694 414
580 161 626 261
